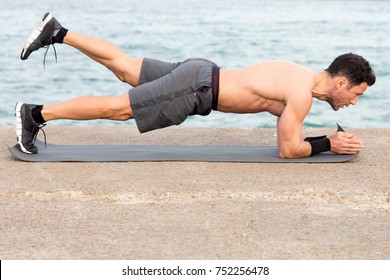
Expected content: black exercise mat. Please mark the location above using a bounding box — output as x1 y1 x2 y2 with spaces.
8 140 358 163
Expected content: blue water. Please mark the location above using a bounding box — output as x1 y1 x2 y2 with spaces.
1 0 389 128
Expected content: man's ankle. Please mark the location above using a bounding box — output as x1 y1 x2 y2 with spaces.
31 105 46 125
52 28 68 44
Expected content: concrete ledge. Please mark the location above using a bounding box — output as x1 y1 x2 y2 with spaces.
1 126 389 259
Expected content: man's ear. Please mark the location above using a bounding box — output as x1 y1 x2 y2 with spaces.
336 76 348 88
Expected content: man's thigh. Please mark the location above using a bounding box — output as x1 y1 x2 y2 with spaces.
138 58 181 85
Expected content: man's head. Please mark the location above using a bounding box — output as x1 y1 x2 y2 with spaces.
325 53 376 87
325 53 376 110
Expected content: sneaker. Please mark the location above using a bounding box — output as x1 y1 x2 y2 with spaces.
15 102 46 154
20 12 63 60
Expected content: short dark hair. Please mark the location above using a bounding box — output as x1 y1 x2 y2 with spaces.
325 53 376 87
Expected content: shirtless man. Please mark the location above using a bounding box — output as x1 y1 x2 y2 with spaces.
17 13 376 158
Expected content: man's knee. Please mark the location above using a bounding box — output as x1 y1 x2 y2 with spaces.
113 57 143 86
109 93 133 121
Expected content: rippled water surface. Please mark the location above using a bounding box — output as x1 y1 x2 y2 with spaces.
0 0 389 128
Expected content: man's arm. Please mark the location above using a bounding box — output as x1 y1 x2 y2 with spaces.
277 98 312 159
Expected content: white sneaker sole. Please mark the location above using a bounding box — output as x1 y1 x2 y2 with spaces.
21 13 53 59
15 102 32 154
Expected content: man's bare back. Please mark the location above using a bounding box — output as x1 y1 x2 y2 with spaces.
218 61 317 117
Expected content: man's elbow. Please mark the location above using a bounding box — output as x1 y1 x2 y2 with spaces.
279 152 294 159
278 146 307 159
278 148 293 159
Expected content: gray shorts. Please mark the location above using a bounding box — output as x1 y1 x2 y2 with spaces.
129 58 219 133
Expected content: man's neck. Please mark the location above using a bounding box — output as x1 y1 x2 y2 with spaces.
311 71 333 101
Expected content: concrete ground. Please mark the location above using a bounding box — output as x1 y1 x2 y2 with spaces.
0 126 389 259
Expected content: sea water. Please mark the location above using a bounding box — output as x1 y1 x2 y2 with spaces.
0 0 389 128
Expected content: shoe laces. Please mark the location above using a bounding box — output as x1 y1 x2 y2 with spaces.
43 44 57 69
33 123 47 148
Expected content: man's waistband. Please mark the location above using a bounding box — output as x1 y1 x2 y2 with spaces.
212 66 220 111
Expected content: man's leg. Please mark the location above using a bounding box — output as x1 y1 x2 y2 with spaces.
15 93 133 154
21 13 143 86
63 31 143 87
41 93 133 121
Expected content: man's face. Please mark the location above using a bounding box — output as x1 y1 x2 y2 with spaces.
330 80 368 111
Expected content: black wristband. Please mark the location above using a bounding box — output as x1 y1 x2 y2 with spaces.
305 137 331 156
304 135 327 142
